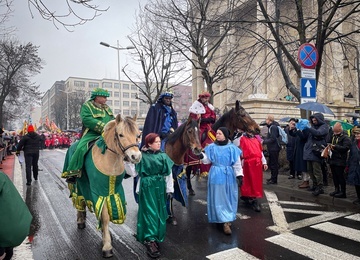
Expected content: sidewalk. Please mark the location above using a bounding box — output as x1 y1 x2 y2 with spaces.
264 171 360 208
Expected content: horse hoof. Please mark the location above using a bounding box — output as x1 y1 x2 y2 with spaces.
77 223 86 229
102 249 113 258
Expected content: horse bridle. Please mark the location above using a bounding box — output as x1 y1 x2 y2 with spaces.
107 128 139 158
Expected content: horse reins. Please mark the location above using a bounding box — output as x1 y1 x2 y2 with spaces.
106 128 139 157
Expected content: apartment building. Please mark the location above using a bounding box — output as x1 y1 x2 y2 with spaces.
41 77 193 129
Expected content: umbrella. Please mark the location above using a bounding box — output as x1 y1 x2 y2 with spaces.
296 102 335 116
330 120 354 131
345 112 360 118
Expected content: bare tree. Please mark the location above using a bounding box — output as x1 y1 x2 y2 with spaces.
251 0 360 102
68 94 86 129
0 40 42 127
27 0 109 31
123 4 191 105
144 0 247 103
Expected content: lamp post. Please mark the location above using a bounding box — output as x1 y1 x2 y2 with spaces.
59 90 76 130
100 41 135 113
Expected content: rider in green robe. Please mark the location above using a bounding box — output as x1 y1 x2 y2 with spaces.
62 88 114 180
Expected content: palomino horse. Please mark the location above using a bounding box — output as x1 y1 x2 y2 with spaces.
186 100 260 193
67 114 141 258
164 117 203 225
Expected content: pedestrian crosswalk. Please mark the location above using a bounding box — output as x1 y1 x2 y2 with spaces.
265 189 360 259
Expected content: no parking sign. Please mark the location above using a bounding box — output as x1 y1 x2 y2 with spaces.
298 43 318 69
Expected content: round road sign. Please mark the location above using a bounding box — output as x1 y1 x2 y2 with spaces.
298 43 318 69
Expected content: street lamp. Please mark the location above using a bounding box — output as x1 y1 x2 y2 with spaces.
59 89 76 130
100 41 135 113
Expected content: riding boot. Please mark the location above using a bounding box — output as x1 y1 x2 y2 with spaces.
186 167 195 196
329 187 340 197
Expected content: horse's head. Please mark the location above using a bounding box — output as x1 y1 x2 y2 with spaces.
182 117 202 155
233 100 260 135
104 114 142 163
213 100 260 137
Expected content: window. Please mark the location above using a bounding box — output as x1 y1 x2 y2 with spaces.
89 82 99 88
114 109 120 114
102 82 112 88
114 83 120 89
106 100 113 106
114 100 120 106
123 110 130 115
114 91 119 97
131 110 138 115
74 81 85 87
123 84 130 90
131 85 137 90
123 101 129 106
123 92 129 98
131 93 137 99
131 101 137 107
107 91 112 97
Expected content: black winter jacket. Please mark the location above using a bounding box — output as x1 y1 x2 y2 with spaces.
16 132 41 154
326 131 351 166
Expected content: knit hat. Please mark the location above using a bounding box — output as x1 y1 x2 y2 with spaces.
198 91 211 98
27 125 34 133
218 127 230 141
90 88 110 100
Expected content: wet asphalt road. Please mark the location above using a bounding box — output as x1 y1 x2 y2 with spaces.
20 149 360 260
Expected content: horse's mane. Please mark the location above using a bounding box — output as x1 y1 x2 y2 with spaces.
104 116 138 134
212 108 234 131
167 119 197 145
121 116 138 133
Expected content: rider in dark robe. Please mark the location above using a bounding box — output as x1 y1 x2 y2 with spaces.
185 91 216 195
140 92 178 151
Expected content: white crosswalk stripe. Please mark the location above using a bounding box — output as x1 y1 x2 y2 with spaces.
311 222 360 242
266 233 359 260
206 247 259 260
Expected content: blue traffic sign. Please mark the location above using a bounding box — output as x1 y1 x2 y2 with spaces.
298 43 318 69
300 78 316 98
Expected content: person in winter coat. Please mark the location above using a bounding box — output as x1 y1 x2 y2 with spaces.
289 119 310 188
303 113 330 196
263 115 281 184
347 126 360 205
286 118 303 180
326 122 351 198
16 125 42 186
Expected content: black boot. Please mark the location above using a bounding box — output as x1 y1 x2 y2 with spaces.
334 186 346 198
308 185 317 192
312 185 324 196
329 188 340 197
252 199 261 212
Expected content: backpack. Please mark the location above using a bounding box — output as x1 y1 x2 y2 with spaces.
270 125 288 145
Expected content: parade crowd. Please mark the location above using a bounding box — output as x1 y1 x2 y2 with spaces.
3 87 360 260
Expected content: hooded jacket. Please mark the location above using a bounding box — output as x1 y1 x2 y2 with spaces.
303 113 329 162
16 132 41 154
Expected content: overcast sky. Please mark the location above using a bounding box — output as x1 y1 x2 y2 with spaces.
8 1 146 93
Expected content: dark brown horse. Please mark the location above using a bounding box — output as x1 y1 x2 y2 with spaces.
212 100 260 137
164 117 203 225
165 116 203 164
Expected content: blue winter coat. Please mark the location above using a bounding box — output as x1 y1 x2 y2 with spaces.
347 141 360 186
303 113 329 162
